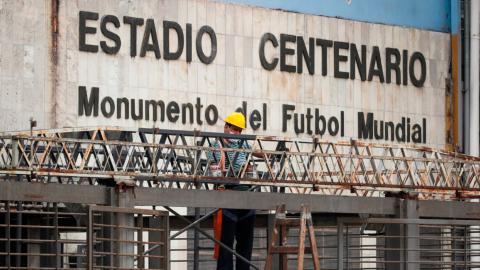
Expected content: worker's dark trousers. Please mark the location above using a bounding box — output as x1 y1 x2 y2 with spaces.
216 209 256 270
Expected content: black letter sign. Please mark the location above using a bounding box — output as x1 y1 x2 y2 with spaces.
100 15 121 54
196 26 217 64
409 52 427 87
164 21 185 60
79 11 99 52
259 33 279 70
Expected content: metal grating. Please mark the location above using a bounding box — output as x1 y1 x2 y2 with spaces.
0 202 169 270
86 205 168 270
0 201 88 269
337 218 480 270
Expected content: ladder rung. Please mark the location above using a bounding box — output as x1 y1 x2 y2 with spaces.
270 245 312 254
275 218 301 226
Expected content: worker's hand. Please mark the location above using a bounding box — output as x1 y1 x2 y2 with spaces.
252 149 271 159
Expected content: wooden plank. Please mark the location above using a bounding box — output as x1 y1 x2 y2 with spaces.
275 218 301 227
297 205 307 270
270 246 313 254
281 224 288 270
265 204 284 270
306 206 321 269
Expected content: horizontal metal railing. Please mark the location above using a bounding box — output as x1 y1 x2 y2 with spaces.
337 218 480 270
0 201 169 270
0 201 87 270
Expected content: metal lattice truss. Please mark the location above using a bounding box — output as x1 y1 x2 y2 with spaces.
0 127 479 199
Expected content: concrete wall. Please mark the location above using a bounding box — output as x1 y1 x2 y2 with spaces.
214 0 452 33
0 0 450 150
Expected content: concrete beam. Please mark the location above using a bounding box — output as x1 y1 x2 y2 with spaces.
0 181 107 205
2 182 480 220
135 188 397 215
166 213 357 230
418 200 480 219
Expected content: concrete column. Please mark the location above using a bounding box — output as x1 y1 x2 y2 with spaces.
404 199 420 270
117 186 135 269
100 188 116 267
149 216 163 269
385 199 405 270
27 218 41 268
385 198 420 270
0 206 5 267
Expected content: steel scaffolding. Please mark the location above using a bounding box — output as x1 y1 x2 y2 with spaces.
1 127 480 269
0 126 479 199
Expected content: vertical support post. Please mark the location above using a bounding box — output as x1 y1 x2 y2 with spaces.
164 215 170 270
297 205 306 270
6 202 10 270
470 0 480 253
0 201 5 267
346 224 349 270
193 206 200 270
466 225 469 269
193 179 202 270
280 222 288 270
193 161 201 270
86 206 94 270
148 216 162 269
305 206 320 270
404 199 420 270
29 117 36 167
447 0 461 151
153 126 156 174
385 198 405 270
117 186 135 269
15 176 22 268
470 0 480 155
403 222 407 270
265 205 283 270
453 225 457 269
337 220 344 270
102 188 116 267
11 139 19 167
267 210 281 269
464 0 471 155
116 208 120 268
27 217 41 268
137 214 144 269
54 203 59 270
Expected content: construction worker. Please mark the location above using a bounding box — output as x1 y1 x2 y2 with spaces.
210 112 256 270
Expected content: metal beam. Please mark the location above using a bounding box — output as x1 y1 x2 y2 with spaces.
135 188 397 214
167 213 354 230
0 181 107 204
418 200 480 219
3 181 480 220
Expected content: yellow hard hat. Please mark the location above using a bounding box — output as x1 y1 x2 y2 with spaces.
224 112 246 129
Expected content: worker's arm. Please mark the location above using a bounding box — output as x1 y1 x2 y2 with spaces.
251 146 272 159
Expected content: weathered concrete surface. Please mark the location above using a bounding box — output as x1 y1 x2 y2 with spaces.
0 0 450 150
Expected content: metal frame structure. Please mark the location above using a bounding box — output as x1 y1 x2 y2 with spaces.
0 126 479 199
337 217 480 270
86 205 169 270
0 201 169 270
2 126 480 269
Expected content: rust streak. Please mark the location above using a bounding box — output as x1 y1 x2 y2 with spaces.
50 0 59 127
24 194 44 199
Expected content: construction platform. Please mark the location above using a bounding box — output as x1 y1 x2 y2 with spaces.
1 126 480 269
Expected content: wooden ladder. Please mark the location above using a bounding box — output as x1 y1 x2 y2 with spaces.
265 204 321 270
